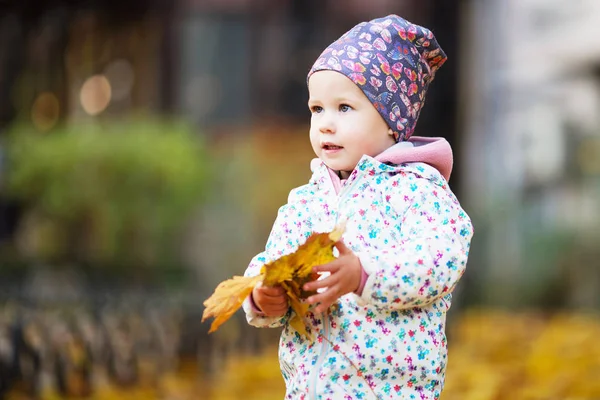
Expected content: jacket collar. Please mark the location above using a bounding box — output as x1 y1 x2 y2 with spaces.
310 136 453 195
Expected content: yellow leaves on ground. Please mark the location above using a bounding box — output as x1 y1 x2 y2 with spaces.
207 347 285 400
443 310 600 400
202 225 344 338
21 309 600 400
205 309 600 400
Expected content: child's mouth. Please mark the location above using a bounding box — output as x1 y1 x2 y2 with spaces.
322 144 343 151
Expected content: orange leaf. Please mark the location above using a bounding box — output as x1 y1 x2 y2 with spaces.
282 281 312 339
202 274 263 333
262 224 344 288
202 224 345 339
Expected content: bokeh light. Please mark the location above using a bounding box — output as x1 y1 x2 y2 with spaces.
31 92 60 131
80 74 112 115
104 59 135 102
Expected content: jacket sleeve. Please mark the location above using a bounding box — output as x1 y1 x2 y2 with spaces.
356 169 473 311
242 187 308 328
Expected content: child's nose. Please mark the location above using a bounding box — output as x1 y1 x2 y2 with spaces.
318 114 335 134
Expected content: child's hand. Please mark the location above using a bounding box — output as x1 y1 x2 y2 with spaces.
303 241 362 314
252 283 289 317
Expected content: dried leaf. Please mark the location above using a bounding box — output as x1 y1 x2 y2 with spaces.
262 224 344 288
281 281 311 339
202 224 345 340
289 315 310 338
202 274 263 333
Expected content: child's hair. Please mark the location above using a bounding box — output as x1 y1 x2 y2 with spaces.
307 14 447 142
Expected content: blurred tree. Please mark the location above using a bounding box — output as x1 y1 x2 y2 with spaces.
3 119 211 282
0 0 175 263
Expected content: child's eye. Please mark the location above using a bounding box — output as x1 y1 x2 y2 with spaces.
310 105 323 114
339 104 352 112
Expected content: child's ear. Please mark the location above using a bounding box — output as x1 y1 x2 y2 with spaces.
388 128 394 137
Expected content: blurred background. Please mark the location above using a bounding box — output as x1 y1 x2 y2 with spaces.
0 0 599 399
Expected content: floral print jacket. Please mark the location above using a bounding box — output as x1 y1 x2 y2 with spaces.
243 138 473 399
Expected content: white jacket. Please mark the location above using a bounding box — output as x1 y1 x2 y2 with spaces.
243 138 473 399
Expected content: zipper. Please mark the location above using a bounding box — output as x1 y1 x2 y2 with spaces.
308 312 329 400
335 173 362 225
307 170 362 399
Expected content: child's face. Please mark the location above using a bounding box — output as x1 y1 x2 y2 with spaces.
308 71 394 179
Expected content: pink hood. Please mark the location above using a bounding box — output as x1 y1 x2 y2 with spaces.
375 136 453 181
314 136 453 194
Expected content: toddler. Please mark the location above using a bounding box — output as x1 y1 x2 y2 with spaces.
243 14 473 400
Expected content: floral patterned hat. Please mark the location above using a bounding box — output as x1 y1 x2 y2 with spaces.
307 14 447 142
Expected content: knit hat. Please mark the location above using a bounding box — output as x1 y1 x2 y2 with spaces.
307 15 446 142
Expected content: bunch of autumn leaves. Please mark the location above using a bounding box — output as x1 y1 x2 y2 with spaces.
202 226 344 340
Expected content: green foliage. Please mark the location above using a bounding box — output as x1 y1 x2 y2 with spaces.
4 119 211 270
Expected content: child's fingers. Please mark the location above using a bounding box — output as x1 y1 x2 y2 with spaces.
334 240 351 254
258 285 286 297
303 273 337 292
254 292 288 316
314 303 330 314
312 259 341 274
259 295 288 307
307 290 338 314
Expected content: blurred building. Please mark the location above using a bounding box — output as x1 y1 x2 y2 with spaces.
462 0 600 308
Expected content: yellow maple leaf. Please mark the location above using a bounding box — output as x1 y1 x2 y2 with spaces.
262 227 342 288
202 274 263 333
202 224 344 340
281 281 311 338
